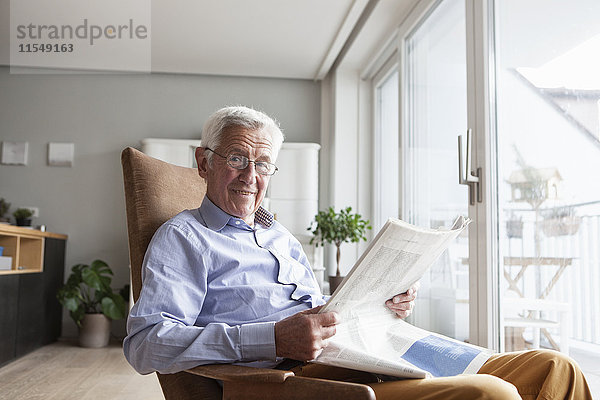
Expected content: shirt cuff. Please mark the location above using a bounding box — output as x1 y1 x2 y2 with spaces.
240 321 277 361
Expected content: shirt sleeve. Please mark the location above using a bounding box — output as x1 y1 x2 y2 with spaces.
123 222 277 375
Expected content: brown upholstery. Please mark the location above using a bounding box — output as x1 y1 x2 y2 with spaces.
121 146 375 400
121 147 221 399
122 146 206 301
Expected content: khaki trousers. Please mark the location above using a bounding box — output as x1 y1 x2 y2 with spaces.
293 350 592 399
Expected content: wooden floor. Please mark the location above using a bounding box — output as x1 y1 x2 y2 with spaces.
1 339 597 399
0 340 164 400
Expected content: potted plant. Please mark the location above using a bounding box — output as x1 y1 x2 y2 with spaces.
540 206 581 237
0 198 10 223
308 206 371 294
505 211 523 239
13 207 33 226
57 259 128 348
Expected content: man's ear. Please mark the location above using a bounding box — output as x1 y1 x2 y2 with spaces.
196 147 209 179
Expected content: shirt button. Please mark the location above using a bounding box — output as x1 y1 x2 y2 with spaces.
235 221 240 225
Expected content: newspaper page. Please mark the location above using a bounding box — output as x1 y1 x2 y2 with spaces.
315 216 494 379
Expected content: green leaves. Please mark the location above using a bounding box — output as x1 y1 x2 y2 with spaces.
307 207 371 276
13 207 34 219
56 259 128 327
308 206 371 248
81 259 112 292
101 293 127 321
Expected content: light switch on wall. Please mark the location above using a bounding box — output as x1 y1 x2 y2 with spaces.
1 141 29 165
48 142 75 167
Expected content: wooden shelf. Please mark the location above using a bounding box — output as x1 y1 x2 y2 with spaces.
0 225 65 275
0 224 67 240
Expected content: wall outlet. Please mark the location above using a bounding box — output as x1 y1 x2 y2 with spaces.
23 207 39 218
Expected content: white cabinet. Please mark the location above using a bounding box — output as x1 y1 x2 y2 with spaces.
268 143 323 290
141 138 201 168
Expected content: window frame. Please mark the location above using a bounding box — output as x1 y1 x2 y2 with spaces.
372 55 400 232
366 0 501 349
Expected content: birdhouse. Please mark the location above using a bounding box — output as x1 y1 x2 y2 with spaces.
507 167 562 208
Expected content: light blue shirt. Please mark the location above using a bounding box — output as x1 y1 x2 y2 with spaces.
123 196 327 374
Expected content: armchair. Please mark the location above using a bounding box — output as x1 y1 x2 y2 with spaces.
121 147 375 400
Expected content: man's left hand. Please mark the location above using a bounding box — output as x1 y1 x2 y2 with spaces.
385 282 420 319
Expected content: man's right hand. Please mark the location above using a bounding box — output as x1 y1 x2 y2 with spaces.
274 306 340 361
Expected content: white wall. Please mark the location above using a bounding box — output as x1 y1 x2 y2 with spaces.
320 68 374 277
0 67 321 337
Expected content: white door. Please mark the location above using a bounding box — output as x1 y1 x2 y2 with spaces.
398 1 600 392
400 0 471 342
493 0 600 375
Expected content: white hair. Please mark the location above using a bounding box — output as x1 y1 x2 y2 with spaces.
201 106 284 164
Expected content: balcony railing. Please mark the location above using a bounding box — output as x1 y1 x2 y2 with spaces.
503 201 600 346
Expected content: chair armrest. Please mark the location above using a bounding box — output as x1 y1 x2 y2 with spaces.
186 364 294 383
223 375 377 400
185 364 377 400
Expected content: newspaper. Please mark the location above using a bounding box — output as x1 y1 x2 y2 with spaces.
315 216 494 379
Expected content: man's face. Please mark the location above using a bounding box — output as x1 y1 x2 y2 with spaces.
196 127 275 226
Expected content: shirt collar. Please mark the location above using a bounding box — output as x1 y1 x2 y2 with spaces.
254 205 274 228
199 196 274 231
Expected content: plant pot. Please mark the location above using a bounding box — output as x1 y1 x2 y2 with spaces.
328 275 345 295
79 313 111 348
506 220 523 238
16 218 32 227
541 216 581 237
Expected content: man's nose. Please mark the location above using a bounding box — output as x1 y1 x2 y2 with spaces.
238 162 258 184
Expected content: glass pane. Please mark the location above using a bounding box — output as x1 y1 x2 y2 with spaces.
403 0 469 341
495 0 600 394
375 70 399 231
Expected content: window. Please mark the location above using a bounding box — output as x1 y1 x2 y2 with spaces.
370 4 600 390
494 0 600 375
401 0 469 340
374 69 399 231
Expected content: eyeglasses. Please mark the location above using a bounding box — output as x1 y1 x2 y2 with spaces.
205 148 278 176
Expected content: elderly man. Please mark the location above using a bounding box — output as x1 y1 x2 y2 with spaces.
124 106 591 399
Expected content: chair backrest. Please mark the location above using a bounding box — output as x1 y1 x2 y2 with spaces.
121 146 207 301
122 147 223 399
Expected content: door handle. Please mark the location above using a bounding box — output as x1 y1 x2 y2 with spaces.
458 129 482 205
